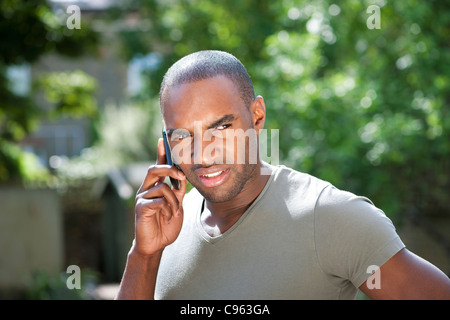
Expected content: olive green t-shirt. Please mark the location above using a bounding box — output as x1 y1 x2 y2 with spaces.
155 165 405 299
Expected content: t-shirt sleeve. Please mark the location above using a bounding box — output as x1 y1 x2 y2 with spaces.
314 185 405 288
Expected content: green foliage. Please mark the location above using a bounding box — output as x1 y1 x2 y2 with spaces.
36 70 99 119
94 100 161 163
54 98 196 195
253 0 450 220
0 69 99 185
0 0 98 65
111 0 449 222
0 140 49 184
0 0 99 185
25 269 98 300
54 100 162 188
112 0 279 94
0 69 39 142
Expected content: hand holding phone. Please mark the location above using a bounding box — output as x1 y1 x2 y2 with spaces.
131 137 187 259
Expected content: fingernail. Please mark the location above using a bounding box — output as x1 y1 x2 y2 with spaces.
178 170 185 178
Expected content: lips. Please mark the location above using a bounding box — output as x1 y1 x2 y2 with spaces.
195 167 230 188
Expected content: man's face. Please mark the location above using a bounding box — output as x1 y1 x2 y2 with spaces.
162 75 260 203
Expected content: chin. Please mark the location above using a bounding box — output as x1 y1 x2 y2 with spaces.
188 163 257 203
195 182 242 203
203 189 240 203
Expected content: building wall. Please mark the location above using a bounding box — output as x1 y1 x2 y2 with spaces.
0 187 63 292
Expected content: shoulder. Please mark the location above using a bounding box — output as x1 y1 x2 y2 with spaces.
266 165 388 225
271 165 332 199
313 184 405 286
314 184 400 247
314 184 395 232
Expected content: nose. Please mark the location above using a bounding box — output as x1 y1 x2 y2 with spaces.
193 128 225 166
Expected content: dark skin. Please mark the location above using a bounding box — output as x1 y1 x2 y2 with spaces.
116 75 450 300
161 75 271 236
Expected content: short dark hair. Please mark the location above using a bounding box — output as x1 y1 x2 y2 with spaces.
159 50 255 110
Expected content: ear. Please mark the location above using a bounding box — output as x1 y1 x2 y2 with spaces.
249 95 266 132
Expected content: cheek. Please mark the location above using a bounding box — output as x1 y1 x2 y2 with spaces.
170 137 194 165
181 165 199 187
223 131 257 165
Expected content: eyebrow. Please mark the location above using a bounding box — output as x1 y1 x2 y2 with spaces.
166 114 237 137
206 114 236 130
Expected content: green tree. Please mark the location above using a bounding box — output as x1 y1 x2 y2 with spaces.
108 0 449 223
0 0 99 184
110 0 279 96
256 0 449 222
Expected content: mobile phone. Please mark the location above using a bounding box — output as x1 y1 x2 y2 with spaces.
162 129 180 190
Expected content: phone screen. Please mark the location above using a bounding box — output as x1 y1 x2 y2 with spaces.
162 130 180 190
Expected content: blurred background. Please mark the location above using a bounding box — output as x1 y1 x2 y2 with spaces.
0 0 448 299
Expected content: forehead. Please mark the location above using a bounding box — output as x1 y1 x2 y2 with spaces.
161 75 245 130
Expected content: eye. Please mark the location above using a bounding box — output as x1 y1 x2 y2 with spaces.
209 124 232 138
216 124 231 130
171 135 184 141
171 129 191 142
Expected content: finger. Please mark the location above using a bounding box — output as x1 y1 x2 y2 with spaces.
138 165 186 194
155 197 174 224
136 197 173 223
172 174 187 216
139 182 180 218
157 138 166 165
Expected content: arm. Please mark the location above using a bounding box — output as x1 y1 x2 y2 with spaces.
116 248 162 300
360 248 450 299
115 139 187 300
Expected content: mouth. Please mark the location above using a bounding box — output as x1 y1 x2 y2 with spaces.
196 167 230 188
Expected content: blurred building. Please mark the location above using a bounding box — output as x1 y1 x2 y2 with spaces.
15 0 124 167
1 0 156 296
10 0 159 168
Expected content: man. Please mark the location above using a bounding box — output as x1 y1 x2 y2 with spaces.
116 50 450 299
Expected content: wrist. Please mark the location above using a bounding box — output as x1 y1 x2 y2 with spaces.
128 244 163 265
116 244 162 300
130 248 162 261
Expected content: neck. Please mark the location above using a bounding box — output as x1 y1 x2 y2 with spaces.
201 162 272 236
